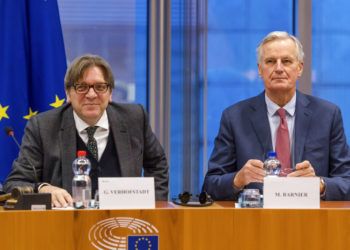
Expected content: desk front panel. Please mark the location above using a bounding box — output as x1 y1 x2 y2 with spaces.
0 202 349 250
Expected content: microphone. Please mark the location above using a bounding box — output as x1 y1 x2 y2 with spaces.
5 126 21 149
4 126 39 184
3 127 52 210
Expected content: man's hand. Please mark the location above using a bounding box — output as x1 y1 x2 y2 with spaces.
233 159 265 189
39 185 73 208
287 160 315 177
287 160 325 194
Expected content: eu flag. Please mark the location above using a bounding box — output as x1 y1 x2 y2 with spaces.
128 235 159 250
0 0 66 184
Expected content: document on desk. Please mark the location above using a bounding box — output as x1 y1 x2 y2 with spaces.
53 206 75 210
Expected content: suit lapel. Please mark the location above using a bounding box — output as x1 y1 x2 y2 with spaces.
60 106 76 192
249 92 273 159
107 106 134 176
294 91 312 164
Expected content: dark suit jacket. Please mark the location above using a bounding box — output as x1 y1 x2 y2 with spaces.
4 102 169 200
203 91 350 201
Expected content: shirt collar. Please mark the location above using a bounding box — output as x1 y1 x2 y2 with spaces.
73 110 109 133
265 92 296 117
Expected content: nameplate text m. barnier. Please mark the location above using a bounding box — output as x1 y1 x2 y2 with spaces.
263 177 320 208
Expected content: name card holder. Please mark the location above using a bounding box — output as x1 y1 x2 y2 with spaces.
99 177 155 209
263 177 320 209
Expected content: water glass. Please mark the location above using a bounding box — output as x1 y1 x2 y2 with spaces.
240 189 261 208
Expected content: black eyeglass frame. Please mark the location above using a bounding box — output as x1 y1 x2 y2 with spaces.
72 83 110 94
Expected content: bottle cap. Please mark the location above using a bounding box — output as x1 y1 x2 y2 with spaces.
267 151 277 157
77 150 87 157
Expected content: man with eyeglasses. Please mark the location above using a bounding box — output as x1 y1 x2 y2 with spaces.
4 54 169 207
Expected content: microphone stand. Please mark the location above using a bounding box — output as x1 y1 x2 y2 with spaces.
3 127 51 210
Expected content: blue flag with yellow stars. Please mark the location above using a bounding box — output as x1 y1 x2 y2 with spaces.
128 235 159 250
0 0 66 184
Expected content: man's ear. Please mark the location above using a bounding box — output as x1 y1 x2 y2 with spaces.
257 63 262 77
298 62 304 77
65 90 71 103
109 90 113 102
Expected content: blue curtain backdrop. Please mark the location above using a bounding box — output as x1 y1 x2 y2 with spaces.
0 0 67 183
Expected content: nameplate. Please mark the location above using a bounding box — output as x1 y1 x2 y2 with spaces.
31 204 47 211
263 177 320 208
99 177 155 209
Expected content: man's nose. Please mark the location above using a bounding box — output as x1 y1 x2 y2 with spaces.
274 60 283 72
86 86 97 97
275 60 283 72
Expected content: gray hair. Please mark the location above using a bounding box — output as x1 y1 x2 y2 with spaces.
256 31 304 63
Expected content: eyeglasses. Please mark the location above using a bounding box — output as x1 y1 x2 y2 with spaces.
73 83 110 94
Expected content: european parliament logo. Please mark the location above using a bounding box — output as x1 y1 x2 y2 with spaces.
128 235 158 250
89 217 159 250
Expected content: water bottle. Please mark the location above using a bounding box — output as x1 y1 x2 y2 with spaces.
72 150 91 208
263 151 281 177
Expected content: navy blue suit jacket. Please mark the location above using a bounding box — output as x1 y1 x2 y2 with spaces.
203 91 350 201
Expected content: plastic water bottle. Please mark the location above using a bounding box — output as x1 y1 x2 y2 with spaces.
263 151 281 177
72 150 91 208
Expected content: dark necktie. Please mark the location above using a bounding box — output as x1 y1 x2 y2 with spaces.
275 108 291 176
86 126 98 160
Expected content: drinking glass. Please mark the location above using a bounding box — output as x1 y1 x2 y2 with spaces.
240 189 261 208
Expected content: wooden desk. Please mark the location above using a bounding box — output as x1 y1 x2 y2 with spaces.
1 201 350 250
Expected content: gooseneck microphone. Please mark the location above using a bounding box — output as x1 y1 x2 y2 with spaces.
2 127 53 210
4 126 39 184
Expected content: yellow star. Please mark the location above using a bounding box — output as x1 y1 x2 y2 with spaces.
0 104 10 121
50 95 65 108
23 108 38 120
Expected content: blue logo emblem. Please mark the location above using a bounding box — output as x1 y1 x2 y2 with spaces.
128 235 158 250
89 217 159 250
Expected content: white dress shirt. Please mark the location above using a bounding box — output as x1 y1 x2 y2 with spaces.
73 111 109 161
265 93 296 151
